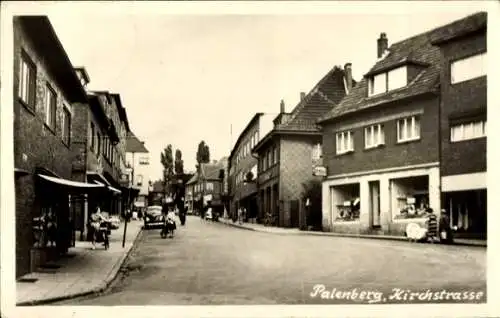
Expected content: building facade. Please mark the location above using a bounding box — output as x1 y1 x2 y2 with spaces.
125 131 150 210
318 12 486 238
188 158 227 215
13 16 107 277
253 65 350 228
228 113 275 221
431 12 487 239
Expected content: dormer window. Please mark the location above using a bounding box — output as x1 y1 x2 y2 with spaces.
368 66 408 96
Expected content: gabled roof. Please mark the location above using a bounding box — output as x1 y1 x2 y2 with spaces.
186 173 198 185
276 66 351 132
126 131 149 153
16 16 87 103
253 66 350 153
430 11 486 45
200 161 226 180
319 12 486 123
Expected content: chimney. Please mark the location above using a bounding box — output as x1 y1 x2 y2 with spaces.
300 92 306 101
280 99 285 113
377 33 388 58
344 63 352 93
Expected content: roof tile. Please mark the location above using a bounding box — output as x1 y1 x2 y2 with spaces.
319 12 485 123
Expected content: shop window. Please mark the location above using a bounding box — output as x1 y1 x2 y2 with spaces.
450 120 486 142
391 175 429 219
33 207 57 248
332 183 360 221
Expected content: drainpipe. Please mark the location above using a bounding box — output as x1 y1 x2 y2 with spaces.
437 89 443 216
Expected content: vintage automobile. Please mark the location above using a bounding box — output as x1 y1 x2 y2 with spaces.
143 205 163 229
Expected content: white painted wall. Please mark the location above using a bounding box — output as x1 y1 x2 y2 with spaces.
126 151 150 196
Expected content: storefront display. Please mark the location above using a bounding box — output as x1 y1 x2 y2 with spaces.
394 193 429 219
335 198 360 221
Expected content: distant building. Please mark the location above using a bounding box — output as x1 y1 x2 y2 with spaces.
253 65 351 228
186 158 228 214
228 113 276 221
125 131 150 210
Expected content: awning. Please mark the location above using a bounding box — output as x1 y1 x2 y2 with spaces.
87 172 111 186
93 180 122 194
38 174 106 190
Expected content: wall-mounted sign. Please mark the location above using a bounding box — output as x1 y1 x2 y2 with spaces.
312 166 327 177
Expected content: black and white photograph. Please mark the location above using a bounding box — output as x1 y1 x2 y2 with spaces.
0 1 498 317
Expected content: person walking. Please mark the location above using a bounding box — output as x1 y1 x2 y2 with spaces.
439 209 454 244
89 206 103 250
425 207 439 243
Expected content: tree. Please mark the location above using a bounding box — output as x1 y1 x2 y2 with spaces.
174 149 184 175
160 145 174 195
195 141 210 170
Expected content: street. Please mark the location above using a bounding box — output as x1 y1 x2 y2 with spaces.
56 216 486 305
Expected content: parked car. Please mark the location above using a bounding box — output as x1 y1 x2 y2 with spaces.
108 215 121 229
144 205 163 229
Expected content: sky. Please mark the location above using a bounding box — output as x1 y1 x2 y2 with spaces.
26 2 488 182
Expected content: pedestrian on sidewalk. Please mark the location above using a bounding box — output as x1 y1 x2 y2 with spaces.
425 207 439 243
439 209 454 244
89 206 103 250
238 207 243 225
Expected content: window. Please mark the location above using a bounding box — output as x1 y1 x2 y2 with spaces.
206 182 214 191
397 116 420 142
370 73 387 96
267 150 272 168
139 157 149 165
90 123 96 151
136 175 143 186
312 143 322 161
336 131 354 154
365 124 385 148
62 106 71 146
18 51 36 108
450 120 486 142
451 52 486 84
97 132 101 155
45 83 57 130
369 66 408 96
273 146 278 164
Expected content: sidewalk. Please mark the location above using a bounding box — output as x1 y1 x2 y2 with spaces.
16 220 143 306
218 218 486 247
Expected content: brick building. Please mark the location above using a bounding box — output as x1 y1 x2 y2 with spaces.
253 65 351 228
431 12 487 239
13 16 107 277
70 79 132 240
187 158 227 215
228 113 275 221
318 12 486 237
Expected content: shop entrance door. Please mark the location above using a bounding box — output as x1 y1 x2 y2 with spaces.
369 181 381 228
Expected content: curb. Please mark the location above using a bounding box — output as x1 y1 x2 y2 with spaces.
17 225 143 306
218 220 486 247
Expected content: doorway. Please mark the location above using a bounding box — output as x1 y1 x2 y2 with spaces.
369 180 381 228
